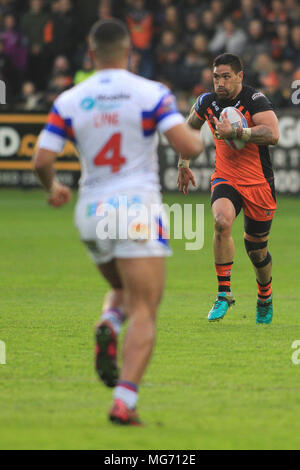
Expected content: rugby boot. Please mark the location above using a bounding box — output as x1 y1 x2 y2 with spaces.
109 399 143 426
95 322 119 387
208 292 235 322
256 294 273 324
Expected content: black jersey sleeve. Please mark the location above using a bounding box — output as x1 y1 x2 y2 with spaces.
194 92 212 120
247 90 274 116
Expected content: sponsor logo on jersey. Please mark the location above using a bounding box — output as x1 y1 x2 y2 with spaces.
80 97 96 110
86 201 102 217
128 222 150 242
212 100 220 112
252 92 265 100
80 94 130 112
86 195 144 217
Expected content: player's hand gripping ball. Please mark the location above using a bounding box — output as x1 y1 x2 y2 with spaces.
218 106 248 150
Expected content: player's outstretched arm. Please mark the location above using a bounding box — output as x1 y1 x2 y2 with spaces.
164 122 204 159
33 148 72 208
174 104 205 195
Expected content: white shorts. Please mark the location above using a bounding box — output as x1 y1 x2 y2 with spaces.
74 191 172 264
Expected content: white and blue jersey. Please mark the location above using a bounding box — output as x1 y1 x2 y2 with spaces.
38 69 183 262
38 68 184 198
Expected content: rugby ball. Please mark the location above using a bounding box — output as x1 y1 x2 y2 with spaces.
220 106 248 150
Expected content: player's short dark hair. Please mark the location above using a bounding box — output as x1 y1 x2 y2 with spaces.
89 19 129 61
213 53 243 74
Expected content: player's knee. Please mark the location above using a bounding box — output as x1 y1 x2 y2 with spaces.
134 286 163 311
248 248 267 264
126 291 158 316
244 238 271 267
214 213 232 237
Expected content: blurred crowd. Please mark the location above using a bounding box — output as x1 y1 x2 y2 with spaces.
0 0 300 112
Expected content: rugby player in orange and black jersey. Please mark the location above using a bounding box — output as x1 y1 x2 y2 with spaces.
194 84 275 188
177 53 279 324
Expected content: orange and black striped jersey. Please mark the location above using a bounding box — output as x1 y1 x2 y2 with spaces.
194 85 275 185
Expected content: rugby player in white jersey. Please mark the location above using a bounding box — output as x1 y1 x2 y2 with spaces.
33 19 204 425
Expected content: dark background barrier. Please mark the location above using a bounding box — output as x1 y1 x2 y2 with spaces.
0 112 80 188
0 110 299 193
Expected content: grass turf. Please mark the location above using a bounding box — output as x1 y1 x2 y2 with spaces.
0 189 300 450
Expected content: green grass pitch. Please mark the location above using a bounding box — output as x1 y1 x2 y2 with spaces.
1 189 300 450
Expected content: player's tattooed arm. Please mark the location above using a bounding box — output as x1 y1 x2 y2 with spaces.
248 125 278 145
250 110 279 145
186 104 205 130
214 110 279 145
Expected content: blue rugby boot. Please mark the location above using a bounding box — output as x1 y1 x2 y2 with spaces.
208 292 235 322
256 294 273 324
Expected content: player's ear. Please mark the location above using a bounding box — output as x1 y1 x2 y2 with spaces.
238 70 243 83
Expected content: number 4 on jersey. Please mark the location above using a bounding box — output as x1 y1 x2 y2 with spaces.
93 133 126 173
